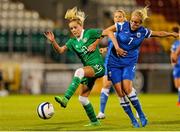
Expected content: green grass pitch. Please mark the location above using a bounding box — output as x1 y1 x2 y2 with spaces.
0 93 180 131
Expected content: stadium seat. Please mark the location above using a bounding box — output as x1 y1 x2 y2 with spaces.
0 29 9 51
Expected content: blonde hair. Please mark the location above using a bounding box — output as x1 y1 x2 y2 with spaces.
114 9 127 21
132 6 149 22
64 7 86 26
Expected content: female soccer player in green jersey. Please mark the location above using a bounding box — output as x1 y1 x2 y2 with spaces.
44 7 105 126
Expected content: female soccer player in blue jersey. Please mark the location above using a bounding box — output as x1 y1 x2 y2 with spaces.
44 7 105 126
88 10 138 120
95 9 127 119
103 7 179 128
170 26 180 106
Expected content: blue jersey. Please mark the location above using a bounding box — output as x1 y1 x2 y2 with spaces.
171 40 180 79
171 40 180 66
108 21 151 67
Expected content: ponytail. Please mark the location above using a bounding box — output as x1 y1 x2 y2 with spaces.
65 7 86 26
132 6 149 22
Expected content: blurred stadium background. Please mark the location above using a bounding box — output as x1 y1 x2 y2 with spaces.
0 0 179 96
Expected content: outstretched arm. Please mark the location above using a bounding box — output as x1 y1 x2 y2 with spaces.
102 25 127 57
151 31 178 38
44 31 67 54
88 37 103 52
88 25 118 52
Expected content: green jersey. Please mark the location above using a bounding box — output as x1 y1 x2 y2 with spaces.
66 29 103 66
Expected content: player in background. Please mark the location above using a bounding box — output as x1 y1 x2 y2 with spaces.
170 26 180 106
102 7 178 128
89 9 127 119
44 7 105 126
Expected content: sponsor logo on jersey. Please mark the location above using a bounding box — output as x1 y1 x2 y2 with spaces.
137 32 141 38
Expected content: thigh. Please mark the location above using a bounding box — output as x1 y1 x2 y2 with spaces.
113 82 125 97
83 64 105 78
108 67 122 84
83 66 95 77
79 84 91 97
122 65 136 81
103 75 112 88
122 80 133 95
81 77 96 90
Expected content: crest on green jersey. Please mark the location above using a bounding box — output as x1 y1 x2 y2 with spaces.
82 38 88 43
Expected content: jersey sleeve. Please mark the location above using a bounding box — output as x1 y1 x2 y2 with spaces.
88 29 102 39
171 41 179 52
171 44 176 52
144 28 152 38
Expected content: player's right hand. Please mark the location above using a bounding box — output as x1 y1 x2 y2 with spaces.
116 47 127 57
44 31 55 43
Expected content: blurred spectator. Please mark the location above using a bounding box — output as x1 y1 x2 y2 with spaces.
25 72 42 95
0 69 9 97
21 70 42 95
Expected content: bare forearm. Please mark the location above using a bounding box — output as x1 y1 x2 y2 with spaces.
102 30 119 49
152 31 178 37
158 31 174 37
107 31 119 49
102 26 127 56
51 40 65 54
94 38 102 47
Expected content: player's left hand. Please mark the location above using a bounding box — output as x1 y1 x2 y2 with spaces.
116 47 128 57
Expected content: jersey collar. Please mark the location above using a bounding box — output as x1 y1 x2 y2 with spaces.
77 29 85 41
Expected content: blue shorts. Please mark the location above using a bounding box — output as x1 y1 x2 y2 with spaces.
173 65 180 79
107 65 136 84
